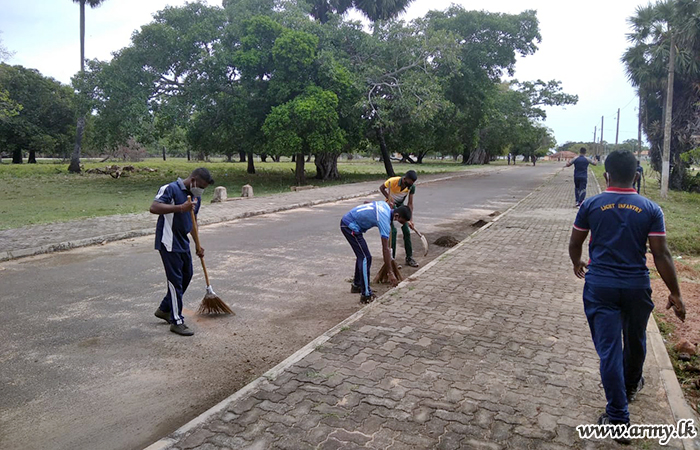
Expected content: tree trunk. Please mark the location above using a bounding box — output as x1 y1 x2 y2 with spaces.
247 152 255 174
68 115 85 172
68 1 87 174
273 155 281 162
314 153 340 180
306 154 311 163
400 152 416 163
186 148 191 161
465 148 487 165
239 151 246 163
375 127 395 177
260 153 267 162
12 148 22 164
295 153 305 185
291 154 296 163
661 34 674 198
162 146 166 161
416 151 428 164
28 149 36 163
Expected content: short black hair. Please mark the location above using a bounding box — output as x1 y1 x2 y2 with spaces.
404 170 417 181
394 205 412 221
579 147 587 154
605 150 637 185
191 167 214 185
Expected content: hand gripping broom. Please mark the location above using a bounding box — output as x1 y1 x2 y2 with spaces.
188 196 234 315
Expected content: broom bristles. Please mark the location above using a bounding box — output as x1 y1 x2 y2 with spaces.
197 292 235 315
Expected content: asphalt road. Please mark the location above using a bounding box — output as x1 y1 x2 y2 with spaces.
0 163 560 450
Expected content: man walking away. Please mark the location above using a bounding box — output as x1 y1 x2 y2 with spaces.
565 147 597 207
568 150 685 444
341 202 412 304
150 168 214 336
635 160 644 193
380 170 419 267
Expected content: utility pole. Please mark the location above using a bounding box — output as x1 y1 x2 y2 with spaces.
593 126 597 156
661 34 675 199
637 95 642 158
600 116 605 157
615 108 620 146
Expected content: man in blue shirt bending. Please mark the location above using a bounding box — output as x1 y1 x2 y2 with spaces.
565 147 597 207
150 168 214 336
569 150 685 442
341 202 412 304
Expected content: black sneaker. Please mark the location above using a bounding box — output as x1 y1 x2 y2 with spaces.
626 376 644 402
360 293 376 304
597 413 631 445
170 323 194 336
154 308 170 323
350 284 362 294
405 257 419 267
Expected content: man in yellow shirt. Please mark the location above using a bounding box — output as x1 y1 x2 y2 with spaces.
379 170 418 267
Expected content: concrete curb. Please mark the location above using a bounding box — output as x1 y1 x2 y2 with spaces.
647 317 700 449
0 169 503 263
142 168 535 450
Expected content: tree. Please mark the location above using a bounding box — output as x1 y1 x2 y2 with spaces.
303 0 415 24
263 87 345 185
0 65 76 163
623 0 700 194
68 0 106 173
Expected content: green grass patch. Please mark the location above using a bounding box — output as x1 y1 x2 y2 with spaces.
0 157 476 230
591 163 700 256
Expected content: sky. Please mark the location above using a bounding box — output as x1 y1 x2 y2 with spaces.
0 0 650 147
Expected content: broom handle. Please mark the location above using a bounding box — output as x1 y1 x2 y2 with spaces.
187 196 211 286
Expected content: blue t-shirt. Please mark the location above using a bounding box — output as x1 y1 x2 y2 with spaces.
573 188 666 288
341 201 392 239
572 155 590 178
154 178 202 252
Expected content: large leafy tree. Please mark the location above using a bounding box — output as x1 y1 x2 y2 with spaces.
622 0 700 193
0 65 76 164
68 0 106 173
263 86 345 185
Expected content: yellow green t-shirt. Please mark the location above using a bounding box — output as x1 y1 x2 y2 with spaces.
384 177 415 206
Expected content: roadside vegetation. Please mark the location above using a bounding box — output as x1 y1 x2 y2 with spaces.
0 157 482 229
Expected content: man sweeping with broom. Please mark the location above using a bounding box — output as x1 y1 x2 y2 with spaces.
341 201 412 304
150 168 213 336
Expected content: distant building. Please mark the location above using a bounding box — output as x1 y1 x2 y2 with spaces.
544 151 578 162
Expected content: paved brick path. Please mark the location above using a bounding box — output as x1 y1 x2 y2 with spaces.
0 169 502 261
148 170 698 450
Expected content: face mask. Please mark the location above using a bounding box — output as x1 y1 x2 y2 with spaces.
190 180 205 198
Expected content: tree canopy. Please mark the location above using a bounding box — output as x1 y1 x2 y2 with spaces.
6 0 581 181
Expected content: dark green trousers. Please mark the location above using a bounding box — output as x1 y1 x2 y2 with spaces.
391 221 412 260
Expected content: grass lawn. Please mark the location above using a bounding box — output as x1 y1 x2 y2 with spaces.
0 157 484 230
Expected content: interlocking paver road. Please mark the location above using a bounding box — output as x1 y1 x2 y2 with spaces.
150 169 698 450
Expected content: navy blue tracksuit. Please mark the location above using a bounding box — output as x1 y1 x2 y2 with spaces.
574 187 666 423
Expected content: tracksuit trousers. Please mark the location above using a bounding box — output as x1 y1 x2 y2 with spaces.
340 221 372 297
158 248 193 325
583 283 654 423
391 221 412 260
574 176 588 205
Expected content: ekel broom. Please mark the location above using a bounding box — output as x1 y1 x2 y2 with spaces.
188 196 234 315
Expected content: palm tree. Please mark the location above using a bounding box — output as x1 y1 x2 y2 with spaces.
305 0 414 24
622 0 700 196
68 0 106 174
